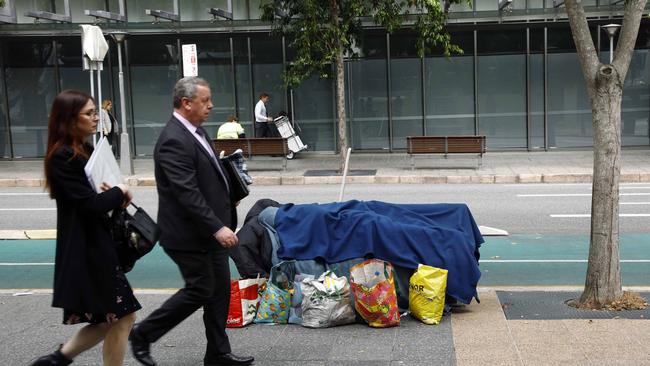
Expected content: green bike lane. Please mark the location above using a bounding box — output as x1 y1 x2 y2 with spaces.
1 234 649 289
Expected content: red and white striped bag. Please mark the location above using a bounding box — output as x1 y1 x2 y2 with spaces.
226 277 267 328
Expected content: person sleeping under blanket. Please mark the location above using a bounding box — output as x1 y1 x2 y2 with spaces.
230 199 484 308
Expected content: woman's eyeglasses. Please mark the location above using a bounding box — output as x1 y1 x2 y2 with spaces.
80 110 98 118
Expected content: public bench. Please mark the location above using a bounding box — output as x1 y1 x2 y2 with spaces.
212 137 288 170
406 135 486 170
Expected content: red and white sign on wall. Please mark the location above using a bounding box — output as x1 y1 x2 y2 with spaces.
182 44 198 77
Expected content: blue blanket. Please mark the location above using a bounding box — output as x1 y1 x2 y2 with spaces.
274 200 484 304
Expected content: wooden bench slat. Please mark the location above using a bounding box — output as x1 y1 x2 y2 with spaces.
406 135 486 170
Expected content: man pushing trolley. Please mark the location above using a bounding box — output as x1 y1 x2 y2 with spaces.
273 112 308 160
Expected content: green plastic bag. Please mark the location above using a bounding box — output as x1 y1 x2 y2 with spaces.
409 264 448 325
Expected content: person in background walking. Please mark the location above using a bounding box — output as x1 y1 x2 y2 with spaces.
100 99 119 155
32 89 138 366
216 115 245 139
254 92 273 138
128 77 253 366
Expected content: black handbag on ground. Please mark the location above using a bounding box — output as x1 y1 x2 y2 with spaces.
110 202 160 273
221 158 250 202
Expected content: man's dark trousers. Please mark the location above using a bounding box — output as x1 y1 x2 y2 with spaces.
135 246 232 360
255 122 269 138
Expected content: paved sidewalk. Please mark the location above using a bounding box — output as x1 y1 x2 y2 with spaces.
1 149 650 187
2 288 648 366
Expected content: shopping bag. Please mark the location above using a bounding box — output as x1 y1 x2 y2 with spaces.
226 277 267 328
349 259 400 328
409 264 448 325
288 273 314 324
254 261 294 324
301 271 356 328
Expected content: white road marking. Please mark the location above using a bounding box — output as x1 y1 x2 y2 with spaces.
550 214 650 218
0 262 54 266
0 208 55 211
620 202 650 205
480 259 650 263
518 193 650 197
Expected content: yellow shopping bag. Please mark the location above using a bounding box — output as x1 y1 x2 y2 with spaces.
409 264 448 325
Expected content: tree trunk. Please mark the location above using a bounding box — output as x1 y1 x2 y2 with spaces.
335 50 347 173
330 0 348 173
580 65 623 307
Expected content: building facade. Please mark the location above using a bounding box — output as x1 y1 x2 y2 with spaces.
0 0 649 159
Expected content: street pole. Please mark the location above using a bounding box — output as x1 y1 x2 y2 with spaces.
601 24 621 64
111 31 133 175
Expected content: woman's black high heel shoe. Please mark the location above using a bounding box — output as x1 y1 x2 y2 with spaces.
30 346 73 365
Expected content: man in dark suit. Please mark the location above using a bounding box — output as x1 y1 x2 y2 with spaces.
129 77 253 366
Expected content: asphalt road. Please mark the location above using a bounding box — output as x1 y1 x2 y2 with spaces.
2 182 650 235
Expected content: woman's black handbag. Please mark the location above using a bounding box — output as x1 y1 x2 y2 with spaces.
111 202 161 273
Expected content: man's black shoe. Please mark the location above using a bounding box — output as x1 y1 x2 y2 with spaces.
205 353 254 366
129 327 156 366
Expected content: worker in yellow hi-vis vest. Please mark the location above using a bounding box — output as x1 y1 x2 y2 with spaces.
216 115 245 139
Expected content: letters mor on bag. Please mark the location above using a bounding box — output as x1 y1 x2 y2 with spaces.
227 278 267 328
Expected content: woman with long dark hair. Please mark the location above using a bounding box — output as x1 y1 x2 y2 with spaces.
32 90 140 366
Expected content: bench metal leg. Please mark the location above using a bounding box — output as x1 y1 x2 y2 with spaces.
410 154 414 170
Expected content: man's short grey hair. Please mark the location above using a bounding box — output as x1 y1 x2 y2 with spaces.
173 77 210 108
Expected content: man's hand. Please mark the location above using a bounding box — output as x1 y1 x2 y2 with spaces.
214 226 238 248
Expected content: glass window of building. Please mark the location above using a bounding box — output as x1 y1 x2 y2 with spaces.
181 0 229 22
57 37 111 97
389 32 423 149
348 32 389 150
69 0 106 23
233 36 253 136
424 31 475 137
477 29 527 148
529 28 545 149
620 24 650 146
128 36 179 156
250 35 286 136
291 76 335 152
126 0 175 23
4 39 57 158
0 58 8 158
180 35 235 138
547 26 593 147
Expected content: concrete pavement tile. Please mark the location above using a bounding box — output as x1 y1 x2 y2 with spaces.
542 174 592 183
455 345 522 366
620 173 641 182
575 359 650 366
510 330 576 345
257 362 326 366
639 172 650 181
304 176 341 184
328 362 390 366
478 175 495 183
15 179 43 187
375 175 400 184
517 174 542 183
421 176 447 184
329 335 394 361
399 176 424 184
507 320 569 333
493 175 517 183
517 343 588 363
255 176 283 185
562 319 635 333
0 179 17 187
136 177 156 186
281 176 305 185
581 341 649 359
346 176 375 184
446 175 471 184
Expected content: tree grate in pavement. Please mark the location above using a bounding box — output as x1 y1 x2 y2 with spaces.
497 291 650 320
304 169 377 176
